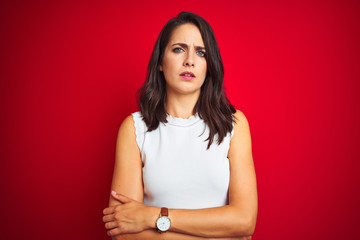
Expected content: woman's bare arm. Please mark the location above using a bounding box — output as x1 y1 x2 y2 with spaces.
106 115 252 240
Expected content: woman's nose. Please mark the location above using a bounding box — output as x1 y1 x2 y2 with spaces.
183 52 195 67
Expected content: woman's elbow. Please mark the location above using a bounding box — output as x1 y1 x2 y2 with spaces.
232 215 257 237
246 217 256 236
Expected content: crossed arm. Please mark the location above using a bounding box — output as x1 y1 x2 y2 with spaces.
103 110 258 239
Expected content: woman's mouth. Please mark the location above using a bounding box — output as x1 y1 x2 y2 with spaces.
180 71 195 80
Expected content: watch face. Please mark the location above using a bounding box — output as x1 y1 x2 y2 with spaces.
156 216 171 231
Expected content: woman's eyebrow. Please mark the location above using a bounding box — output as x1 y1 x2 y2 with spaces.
171 42 206 51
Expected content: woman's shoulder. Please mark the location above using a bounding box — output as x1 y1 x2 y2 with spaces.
232 109 250 136
120 112 142 129
233 109 248 124
228 109 252 159
119 113 147 149
121 114 135 129
117 114 136 140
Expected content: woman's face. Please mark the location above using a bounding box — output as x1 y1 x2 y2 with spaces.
160 23 207 96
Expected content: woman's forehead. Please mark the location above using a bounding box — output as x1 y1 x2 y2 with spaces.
168 23 205 47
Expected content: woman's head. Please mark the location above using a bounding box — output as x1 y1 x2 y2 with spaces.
147 12 224 97
160 23 207 96
138 12 235 148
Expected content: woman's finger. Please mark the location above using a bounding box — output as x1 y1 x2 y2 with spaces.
102 214 115 223
105 221 118 230
111 191 132 204
107 227 122 237
103 205 116 215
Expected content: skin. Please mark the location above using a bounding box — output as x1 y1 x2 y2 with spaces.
160 23 207 118
102 23 257 240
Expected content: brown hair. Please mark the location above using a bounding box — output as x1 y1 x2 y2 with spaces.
137 12 235 149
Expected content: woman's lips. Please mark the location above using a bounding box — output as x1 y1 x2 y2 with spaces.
181 75 194 80
180 71 195 80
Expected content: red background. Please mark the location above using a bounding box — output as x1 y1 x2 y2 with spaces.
1 0 359 239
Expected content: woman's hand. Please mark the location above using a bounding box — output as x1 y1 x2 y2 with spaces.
103 191 253 240
103 191 159 237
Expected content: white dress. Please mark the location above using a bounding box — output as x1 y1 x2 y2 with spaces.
132 112 233 209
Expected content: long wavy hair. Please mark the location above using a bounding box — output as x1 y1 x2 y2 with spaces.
137 12 236 149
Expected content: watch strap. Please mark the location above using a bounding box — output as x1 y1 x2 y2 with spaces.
160 207 168 217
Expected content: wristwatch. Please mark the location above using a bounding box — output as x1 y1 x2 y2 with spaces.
156 207 171 232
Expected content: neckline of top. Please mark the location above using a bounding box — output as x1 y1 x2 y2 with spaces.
166 113 202 127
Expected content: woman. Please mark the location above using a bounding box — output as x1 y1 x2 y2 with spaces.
103 12 257 240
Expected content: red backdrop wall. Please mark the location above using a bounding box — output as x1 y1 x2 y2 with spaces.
1 0 359 239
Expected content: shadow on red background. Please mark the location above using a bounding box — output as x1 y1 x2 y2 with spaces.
1 0 359 239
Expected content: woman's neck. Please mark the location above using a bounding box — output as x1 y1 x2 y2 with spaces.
165 90 200 119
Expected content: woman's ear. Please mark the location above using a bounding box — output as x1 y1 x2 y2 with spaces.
160 65 163 71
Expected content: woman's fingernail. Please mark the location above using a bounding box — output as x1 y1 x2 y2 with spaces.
111 190 117 195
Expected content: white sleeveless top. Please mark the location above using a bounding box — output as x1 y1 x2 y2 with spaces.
132 112 233 209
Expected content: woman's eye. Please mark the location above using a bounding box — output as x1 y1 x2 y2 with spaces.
197 51 206 57
173 48 184 53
